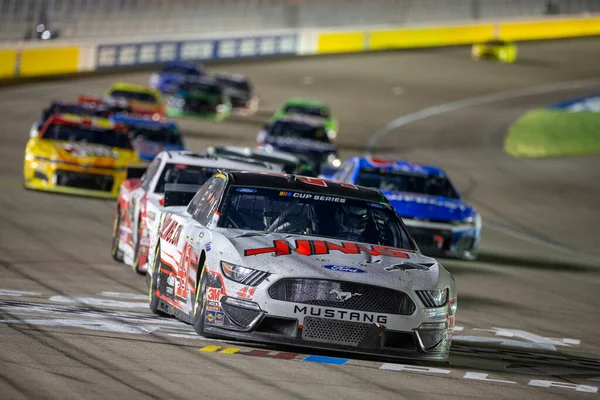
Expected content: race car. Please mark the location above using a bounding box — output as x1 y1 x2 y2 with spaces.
271 98 338 140
215 73 259 116
112 151 282 274
149 61 206 95
146 172 457 361
165 76 231 120
206 145 316 176
106 82 165 120
24 114 140 198
325 157 481 260
471 39 517 63
111 115 186 162
257 115 340 175
29 101 121 138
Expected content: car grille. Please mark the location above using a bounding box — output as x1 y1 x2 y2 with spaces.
55 170 114 192
302 317 371 347
221 302 260 328
268 278 415 315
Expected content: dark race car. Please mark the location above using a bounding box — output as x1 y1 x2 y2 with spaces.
165 77 231 121
257 115 340 175
149 61 206 95
215 73 259 116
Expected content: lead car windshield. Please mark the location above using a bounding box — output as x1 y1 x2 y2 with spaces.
219 186 415 249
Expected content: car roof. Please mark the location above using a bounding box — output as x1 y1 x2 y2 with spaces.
355 156 447 176
284 98 328 108
108 82 160 97
111 115 177 130
158 151 282 172
45 113 128 132
208 146 301 163
276 114 327 127
227 171 386 202
215 72 248 82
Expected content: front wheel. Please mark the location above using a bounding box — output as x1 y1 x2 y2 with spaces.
192 266 207 335
148 244 167 316
132 216 145 275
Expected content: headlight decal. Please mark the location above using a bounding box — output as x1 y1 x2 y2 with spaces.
416 288 448 308
220 261 269 286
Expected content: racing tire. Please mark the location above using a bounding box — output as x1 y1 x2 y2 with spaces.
111 207 124 262
148 244 167 316
191 261 217 338
132 216 145 276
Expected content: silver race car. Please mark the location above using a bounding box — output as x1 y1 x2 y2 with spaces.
146 172 457 361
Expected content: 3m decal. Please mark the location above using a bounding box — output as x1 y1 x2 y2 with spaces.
206 287 222 302
244 239 412 259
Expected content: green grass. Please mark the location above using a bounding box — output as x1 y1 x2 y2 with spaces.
504 109 600 158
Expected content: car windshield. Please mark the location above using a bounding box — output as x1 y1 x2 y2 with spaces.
284 104 329 119
220 186 414 249
184 82 222 95
269 121 331 143
42 105 109 122
154 163 216 193
217 77 251 92
110 90 157 104
130 126 182 145
356 167 460 199
42 123 132 149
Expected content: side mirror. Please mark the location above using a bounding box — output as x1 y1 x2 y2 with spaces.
126 165 147 180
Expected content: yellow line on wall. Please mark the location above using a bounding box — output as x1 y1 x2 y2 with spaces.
0 49 17 79
317 31 365 54
19 46 80 77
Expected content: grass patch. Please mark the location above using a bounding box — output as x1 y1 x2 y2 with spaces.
504 108 600 157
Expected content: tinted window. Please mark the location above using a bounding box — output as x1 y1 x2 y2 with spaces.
130 126 182 145
42 123 132 149
154 163 217 193
193 177 226 226
41 105 109 123
269 121 330 143
284 105 329 118
220 187 414 249
110 90 158 104
356 167 460 199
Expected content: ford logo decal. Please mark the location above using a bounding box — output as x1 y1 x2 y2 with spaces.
236 188 257 193
323 265 367 273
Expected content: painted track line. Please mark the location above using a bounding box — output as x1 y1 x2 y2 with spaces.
366 77 600 264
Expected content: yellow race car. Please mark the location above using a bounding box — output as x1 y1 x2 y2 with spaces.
24 114 141 199
106 82 165 121
471 39 517 63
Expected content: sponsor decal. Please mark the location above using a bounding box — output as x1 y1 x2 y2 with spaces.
206 287 222 302
237 188 257 193
293 305 387 324
205 243 211 252
385 193 466 211
322 265 367 274
244 239 413 259
205 310 224 326
160 215 182 245
61 143 118 159
329 289 362 301
278 191 345 203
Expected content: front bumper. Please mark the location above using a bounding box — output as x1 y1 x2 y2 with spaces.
203 297 451 361
402 219 480 260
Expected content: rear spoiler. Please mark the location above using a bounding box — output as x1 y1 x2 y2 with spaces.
163 183 201 207
126 165 147 180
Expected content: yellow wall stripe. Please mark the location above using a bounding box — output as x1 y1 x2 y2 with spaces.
0 49 17 79
499 17 600 41
369 24 495 50
317 31 365 54
19 46 80 77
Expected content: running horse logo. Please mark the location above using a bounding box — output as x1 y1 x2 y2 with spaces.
329 289 362 302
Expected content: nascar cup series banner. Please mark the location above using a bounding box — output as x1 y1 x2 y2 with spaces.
95 34 298 68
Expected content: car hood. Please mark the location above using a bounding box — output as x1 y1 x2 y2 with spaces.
33 139 138 168
382 191 474 222
212 230 443 290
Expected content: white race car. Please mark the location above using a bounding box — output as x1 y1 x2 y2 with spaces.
146 172 457 361
111 150 282 274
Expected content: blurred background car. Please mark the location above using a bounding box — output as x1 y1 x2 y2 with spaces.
149 61 206 95
471 39 518 63
271 98 338 140
215 72 259 116
106 82 165 120
165 76 231 120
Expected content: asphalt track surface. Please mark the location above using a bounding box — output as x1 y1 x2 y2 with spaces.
1 38 600 400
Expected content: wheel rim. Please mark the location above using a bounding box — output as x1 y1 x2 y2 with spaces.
111 209 120 256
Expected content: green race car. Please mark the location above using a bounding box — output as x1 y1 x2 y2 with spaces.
271 98 338 140
165 77 231 121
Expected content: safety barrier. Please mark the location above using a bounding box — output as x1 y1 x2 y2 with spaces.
0 15 599 80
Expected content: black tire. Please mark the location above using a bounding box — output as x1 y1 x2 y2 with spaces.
148 244 167 316
132 215 145 275
192 262 209 336
111 207 124 262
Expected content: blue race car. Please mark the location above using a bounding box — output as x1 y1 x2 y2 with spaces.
256 115 340 176
324 156 481 260
149 61 206 95
111 115 185 162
